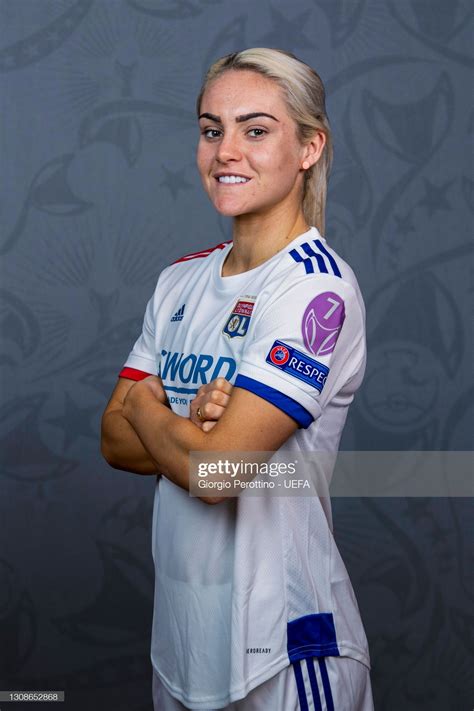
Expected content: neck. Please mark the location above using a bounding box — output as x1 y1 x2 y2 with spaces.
223 205 310 277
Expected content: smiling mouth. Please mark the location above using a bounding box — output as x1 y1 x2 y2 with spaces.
215 176 251 185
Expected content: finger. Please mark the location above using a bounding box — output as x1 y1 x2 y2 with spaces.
196 383 210 396
190 411 205 428
189 400 204 423
202 420 217 432
207 390 230 408
190 396 201 411
191 393 208 412
209 377 233 395
200 403 225 421
145 379 166 402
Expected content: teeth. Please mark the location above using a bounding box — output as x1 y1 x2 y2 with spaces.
218 175 250 183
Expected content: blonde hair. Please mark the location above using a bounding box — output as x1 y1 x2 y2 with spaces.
196 48 333 235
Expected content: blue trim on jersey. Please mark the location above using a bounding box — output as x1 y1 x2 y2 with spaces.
301 242 329 273
234 375 314 428
292 660 310 711
164 385 199 394
287 613 340 661
289 239 342 278
289 247 315 274
314 239 342 277
318 658 335 711
306 659 323 711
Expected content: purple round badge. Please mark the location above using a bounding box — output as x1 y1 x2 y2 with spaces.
302 291 345 356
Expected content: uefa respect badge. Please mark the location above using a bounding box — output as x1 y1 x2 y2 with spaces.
266 340 329 392
302 291 345 356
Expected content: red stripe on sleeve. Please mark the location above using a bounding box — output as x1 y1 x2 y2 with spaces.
118 367 154 381
172 240 232 264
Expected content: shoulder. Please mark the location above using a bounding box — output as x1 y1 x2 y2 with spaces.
171 239 232 265
150 238 232 290
283 228 359 288
265 228 364 311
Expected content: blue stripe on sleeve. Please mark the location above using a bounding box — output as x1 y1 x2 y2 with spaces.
301 242 329 273
289 247 315 274
234 374 314 428
314 239 342 277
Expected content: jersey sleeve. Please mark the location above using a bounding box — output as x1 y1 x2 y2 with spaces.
118 275 162 381
235 274 366 428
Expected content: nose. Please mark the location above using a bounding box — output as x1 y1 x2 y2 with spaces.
216 130 242 163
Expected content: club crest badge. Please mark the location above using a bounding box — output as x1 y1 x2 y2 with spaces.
223 297 256 339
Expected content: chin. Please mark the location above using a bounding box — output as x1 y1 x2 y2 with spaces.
212 201 250 217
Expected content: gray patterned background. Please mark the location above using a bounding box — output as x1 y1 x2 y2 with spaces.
0 1 472 709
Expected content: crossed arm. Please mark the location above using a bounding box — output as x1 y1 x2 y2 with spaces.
101 375 298 504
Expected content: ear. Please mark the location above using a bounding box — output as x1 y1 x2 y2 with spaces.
301 130 326 170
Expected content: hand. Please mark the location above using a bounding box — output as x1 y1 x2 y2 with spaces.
190 377 233 432
122 376 168 424
140 375 169 406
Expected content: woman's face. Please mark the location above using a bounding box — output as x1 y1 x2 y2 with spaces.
197 69 317 218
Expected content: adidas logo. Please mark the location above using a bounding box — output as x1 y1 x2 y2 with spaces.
171 304 185 322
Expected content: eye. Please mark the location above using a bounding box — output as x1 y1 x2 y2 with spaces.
201 128 222 139
248 128 267 137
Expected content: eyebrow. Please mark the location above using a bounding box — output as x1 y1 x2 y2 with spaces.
198 111 279 123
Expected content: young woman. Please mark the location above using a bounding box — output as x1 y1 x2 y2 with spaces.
101 48 374 711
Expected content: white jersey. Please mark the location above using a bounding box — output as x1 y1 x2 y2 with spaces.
119 226 370 709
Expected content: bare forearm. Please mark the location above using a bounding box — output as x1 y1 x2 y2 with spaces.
123 394 204 491
101 409 162 476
